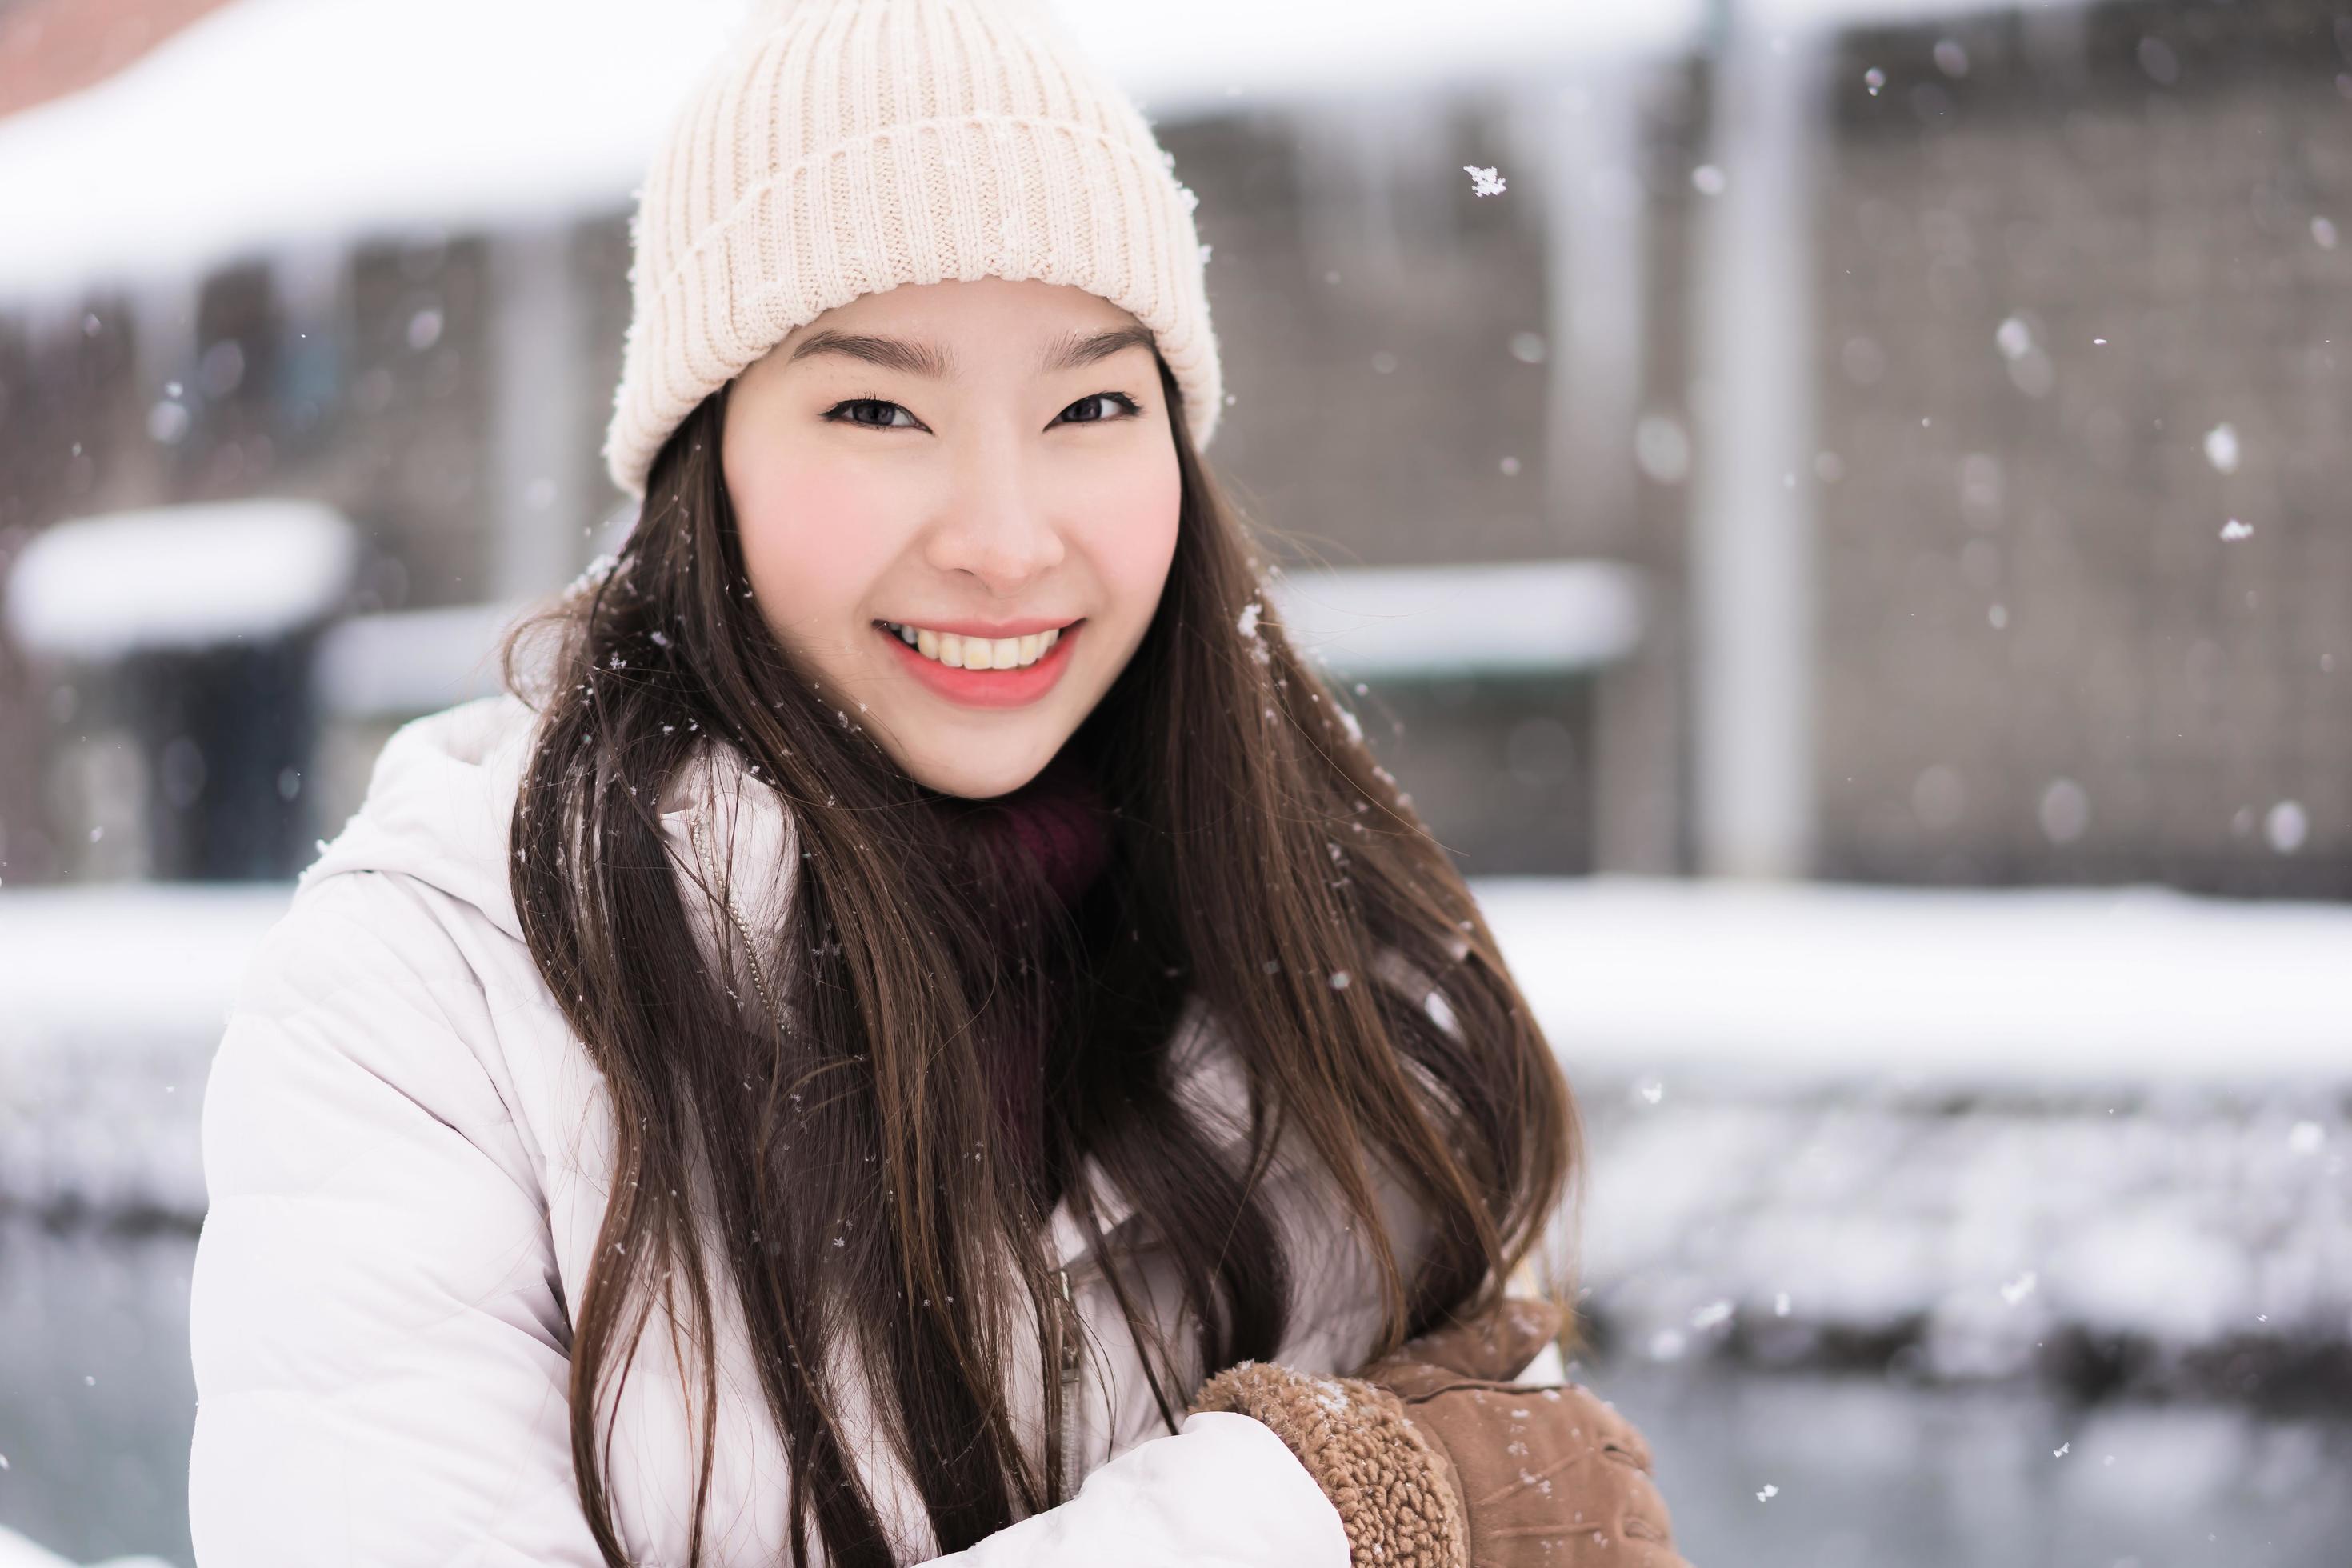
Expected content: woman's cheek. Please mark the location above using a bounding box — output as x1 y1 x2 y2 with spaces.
738 461 906 646
1085 456 1183 611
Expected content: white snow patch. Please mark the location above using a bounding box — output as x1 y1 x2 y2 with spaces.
1273 561 1642 679
1472 877 2352 1082
0 1522 173 1568
6 501 357 659
0 884 290 1218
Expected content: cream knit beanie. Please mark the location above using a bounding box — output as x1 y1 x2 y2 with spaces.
604 0 1224 498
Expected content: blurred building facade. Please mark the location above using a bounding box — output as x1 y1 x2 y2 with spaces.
1814 1 2352 895
0 0 2345 894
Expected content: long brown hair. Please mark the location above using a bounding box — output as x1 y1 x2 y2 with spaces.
502 356 1578 1566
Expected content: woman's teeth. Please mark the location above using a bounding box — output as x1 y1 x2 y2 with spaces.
882 622 1062 670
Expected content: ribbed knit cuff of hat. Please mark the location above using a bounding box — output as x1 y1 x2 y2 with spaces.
1192 1362 1468 1568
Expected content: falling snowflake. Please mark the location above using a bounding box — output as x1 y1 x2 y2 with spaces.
1756 1483 1779 1502
2288 1121 2325 1155
2001 1271 2038 1306
2204 423 2241 474
2266 801 2310 854
2219 518 2254 542
1690 1299 1734 1330
1236 601 1262 637
2053 1442 2070 1458
1463 165 1506 198
1690 164 1727 197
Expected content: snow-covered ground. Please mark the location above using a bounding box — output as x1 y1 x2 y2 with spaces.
0 885 286 1221
1567 1086 2350 1395
2 875 2346 1384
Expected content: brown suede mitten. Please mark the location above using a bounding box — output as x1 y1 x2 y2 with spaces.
1194 1298 1691 1568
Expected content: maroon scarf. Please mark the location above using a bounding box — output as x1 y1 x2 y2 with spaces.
942 746 1113 1190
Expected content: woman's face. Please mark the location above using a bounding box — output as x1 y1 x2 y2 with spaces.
722 277 1184 799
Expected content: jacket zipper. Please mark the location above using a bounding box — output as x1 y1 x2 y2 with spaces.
687 811 785 1035
1054 1264 1084 1498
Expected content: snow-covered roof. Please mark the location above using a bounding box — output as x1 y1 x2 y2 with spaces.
3 499 358 659
0 0 2061 302
1274 559 1643 678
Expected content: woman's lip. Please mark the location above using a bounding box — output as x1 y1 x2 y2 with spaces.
879 620 1082 710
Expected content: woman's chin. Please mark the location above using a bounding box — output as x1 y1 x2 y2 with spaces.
884 729 1065 801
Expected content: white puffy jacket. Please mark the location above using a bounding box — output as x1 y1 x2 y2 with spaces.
187 694 1457 1566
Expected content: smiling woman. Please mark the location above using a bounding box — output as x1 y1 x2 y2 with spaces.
182 2 1645 1566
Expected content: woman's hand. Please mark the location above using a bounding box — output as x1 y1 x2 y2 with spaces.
1193 1297 1691 1568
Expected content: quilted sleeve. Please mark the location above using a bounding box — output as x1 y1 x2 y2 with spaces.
923 1412 1349 1568
186 871 602 1568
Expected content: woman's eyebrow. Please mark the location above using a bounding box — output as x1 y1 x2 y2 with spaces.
787 331 958 378
1038 325 1156 374
785 324 1154 379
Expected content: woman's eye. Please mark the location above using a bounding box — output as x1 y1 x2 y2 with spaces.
1056 392 1142 426
824 393 1139 430
826 398 922 430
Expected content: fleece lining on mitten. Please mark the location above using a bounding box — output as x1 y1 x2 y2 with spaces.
1192 1362 1467 1568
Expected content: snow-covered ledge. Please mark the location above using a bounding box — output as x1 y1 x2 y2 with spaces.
1480 876 2352 1090
0 1521 171 1568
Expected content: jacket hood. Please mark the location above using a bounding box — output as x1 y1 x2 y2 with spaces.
303 691 788 951
302 693 545 941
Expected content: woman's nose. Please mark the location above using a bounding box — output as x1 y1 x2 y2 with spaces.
922 458 1068 593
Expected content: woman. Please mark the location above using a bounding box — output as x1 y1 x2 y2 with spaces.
186 2 1688 1564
